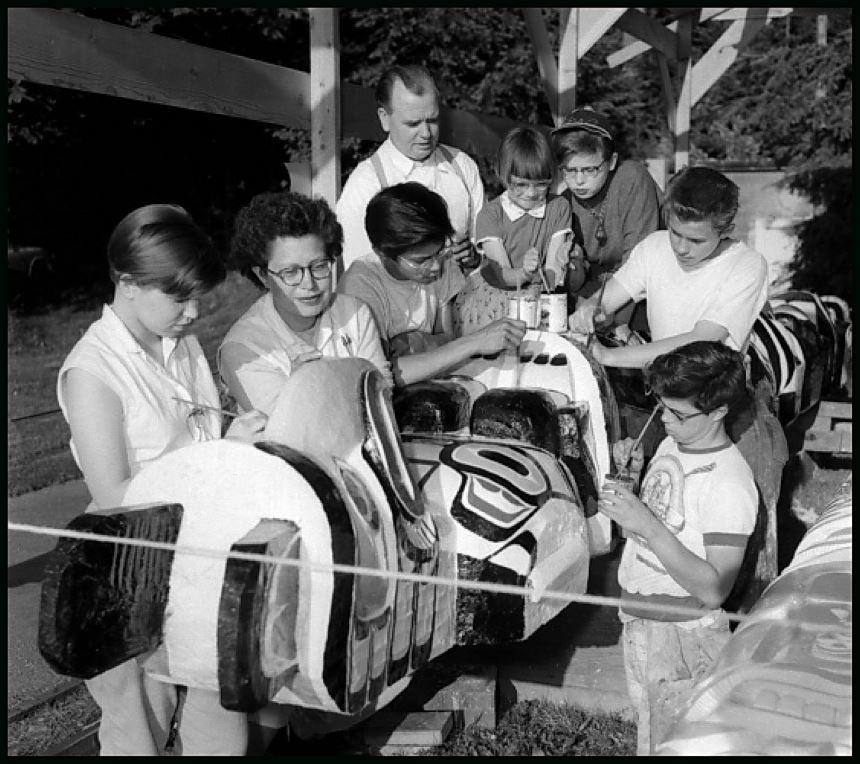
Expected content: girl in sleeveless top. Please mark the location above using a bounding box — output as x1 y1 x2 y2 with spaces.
57 204 266 755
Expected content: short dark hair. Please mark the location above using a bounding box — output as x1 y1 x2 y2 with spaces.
553 130 615 164
645 340 748 414
496 127 556 184
664 166 739 233
230 192 342 285
375 65 439 111
364 182 454 259
107 204 224 300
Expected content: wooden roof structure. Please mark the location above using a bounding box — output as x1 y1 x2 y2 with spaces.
7 7 850 208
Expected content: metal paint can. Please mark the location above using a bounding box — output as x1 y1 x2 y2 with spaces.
507 293 539 329
539 293 568 332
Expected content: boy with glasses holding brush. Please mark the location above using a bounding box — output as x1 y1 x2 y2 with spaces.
338 182 526 387
599 340 757 756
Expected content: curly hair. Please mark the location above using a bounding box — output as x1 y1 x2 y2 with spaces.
664 166 739 234
107 204 224 301
645 340 748 415
230 192 342 285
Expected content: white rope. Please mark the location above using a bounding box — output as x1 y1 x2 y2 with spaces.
8 521 849 633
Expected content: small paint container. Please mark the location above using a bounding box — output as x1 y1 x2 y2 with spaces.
507 293 539 329
539 293 568 332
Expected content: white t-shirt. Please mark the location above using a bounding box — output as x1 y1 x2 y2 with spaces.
337 252 465 340
57 304 221 486
618 438 757 621
218 291 391 415
614 232 769 351
335 138 485 269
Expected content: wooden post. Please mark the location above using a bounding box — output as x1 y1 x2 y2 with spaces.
673 13 693 173
558 8 579 119
309 8 340 207
522 8 560 126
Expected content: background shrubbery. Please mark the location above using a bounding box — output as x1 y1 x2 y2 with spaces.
7 8 852 304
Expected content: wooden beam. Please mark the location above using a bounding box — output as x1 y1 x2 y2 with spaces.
575 7 628 56
674 14 693 172
8 7 539 158
309 8 340 207
706 8 850 22
606 20 678 68
691 12 769 108
615 8 679 60
522 7 560 125
558 8 579 117
653 50 677 134
7 7 311 129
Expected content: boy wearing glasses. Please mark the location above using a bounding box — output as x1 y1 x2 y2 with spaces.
552 106 662 320
338 182 527 387
219 191 392 417
599 340 757 755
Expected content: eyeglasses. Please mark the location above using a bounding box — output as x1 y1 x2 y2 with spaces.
266 259 334 287
561 159 608 180
645 386 711 423
397 241 451 273
508 176 553 194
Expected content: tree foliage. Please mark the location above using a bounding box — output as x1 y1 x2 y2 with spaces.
7 8 851 299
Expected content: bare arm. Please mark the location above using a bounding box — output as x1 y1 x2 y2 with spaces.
591 320 729 369
391 317 527 387
62 368 131 509
480 239 537 289
568 276 632 333
599 482 745 608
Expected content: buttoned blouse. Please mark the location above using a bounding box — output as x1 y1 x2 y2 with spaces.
57 304 221 484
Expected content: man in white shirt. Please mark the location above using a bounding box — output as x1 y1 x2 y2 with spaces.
336 65 484 270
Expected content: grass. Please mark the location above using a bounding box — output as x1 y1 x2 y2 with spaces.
7 272 260 496
424 700 635 756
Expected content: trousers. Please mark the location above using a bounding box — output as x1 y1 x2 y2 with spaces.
621 614 730 756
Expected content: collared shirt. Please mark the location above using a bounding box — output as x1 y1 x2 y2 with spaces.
498 190 547 221
475 193 573 274
57 304 221 486
218 291 392 416
336 138 485 269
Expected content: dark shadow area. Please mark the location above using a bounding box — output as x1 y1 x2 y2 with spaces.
7 552 54 588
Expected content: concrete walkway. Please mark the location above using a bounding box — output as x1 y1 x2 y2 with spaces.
8 478 631 725
8 479 91 715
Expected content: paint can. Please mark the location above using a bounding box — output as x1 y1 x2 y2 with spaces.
507 293 539 329
539 293 568 332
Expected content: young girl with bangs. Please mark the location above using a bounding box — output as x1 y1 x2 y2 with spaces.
57 204 266 755
454 126 579 334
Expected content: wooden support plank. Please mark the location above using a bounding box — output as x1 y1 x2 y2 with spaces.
309 8 340 207
558 8 579 117
8 6 536 156
654 50 677 134
616 8 679 60
607 21 678 68
576 7 628 57
691 12 769 108
673 15 693 172
804 429 852 454
8 7 311 129
817 401 852 419
522 7 560 125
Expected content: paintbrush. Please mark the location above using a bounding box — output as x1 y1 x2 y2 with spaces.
173 396 239 418
621 404 661 473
